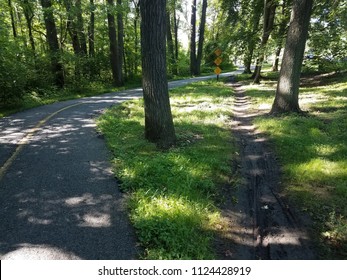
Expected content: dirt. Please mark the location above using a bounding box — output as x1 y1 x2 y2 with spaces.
215 78 317 260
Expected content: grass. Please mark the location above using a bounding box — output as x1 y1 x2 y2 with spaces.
97 80 236 259
0 82 120 118
239 71 347 259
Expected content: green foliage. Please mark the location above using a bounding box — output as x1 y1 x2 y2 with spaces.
0 19 27 104
97 80 236 259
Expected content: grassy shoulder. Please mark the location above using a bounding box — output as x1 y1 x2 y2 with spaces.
97 80 236 259
237 71 347 259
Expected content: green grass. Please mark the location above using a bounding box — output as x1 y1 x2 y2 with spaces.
243 72 347 259
97 80 236 259
0 82 119 118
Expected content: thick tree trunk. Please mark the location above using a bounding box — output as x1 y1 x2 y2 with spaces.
271 0 314 114
40 0 64 88
196 0 207 75
190 0 197 75
140 0 176 149
107 0 122 86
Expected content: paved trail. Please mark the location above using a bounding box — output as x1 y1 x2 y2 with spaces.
0 71 241 260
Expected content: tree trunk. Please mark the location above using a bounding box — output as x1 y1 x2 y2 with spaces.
8 0 17 38
22 0 36 54
117 0 124 84
107 0 122 86
173 2 179 63
63 0 80 55
133 0 140 75
196 0 207 75
140 0 176 149
270 0 314 114
88 0 95 57
271 0 290 72
76 0 88 56
40 0 64 88
272 46 281 71
166 10 176 76
253 0 277 83
190 0 197 75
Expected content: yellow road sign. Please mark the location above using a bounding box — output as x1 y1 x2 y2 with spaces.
214 57 222 66
214 67 222 75
214 48 222 57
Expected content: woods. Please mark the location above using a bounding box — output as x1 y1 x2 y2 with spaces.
1 0 347 261
1 0 345 109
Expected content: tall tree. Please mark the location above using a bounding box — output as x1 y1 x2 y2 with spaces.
40 0 65 88
140 0 176 149
107 0 123 86
196 0 207 75
21 0 36 54
271 0 291 71
252 0 277 83
190 0 208 76
88 0 95 57
189 0 197 75
166 8 176 75
76 0 88 55
117 0 124 81
8 0 17 38
270 0 314 114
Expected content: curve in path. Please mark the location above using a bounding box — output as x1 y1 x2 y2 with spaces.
0 70 242 260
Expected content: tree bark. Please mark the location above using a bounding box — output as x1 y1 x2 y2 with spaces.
271 0 314 114
196 0 208 75
40 0 65 88
140 0 176 149
190 0 197 75
107 0 122 86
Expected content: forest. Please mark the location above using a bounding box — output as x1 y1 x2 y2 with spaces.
0 0 347 260
0 0 346 109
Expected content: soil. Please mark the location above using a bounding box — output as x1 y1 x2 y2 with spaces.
215 77 317 260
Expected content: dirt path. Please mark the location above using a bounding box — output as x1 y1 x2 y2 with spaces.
216 79 316 259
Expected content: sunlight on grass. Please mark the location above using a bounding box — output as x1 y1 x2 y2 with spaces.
245 72 347 258
97 80 236 259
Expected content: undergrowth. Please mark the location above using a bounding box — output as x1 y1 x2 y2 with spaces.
97 80 236 259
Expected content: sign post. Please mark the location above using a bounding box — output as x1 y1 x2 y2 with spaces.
214 48 222 80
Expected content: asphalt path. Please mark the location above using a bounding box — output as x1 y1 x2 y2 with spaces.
0 70 243 260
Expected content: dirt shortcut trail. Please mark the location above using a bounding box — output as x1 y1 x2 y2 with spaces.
216 79 316 260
